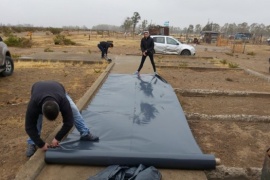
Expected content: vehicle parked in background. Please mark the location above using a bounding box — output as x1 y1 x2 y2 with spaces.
267 38 270 45
0 36 14 76
234 33 253 41
151 35 195 56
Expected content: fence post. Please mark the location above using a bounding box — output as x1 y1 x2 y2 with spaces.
232 39 235 53
269 58 270 73
242 41 246 54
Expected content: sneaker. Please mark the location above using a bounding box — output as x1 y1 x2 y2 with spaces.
80 133 99 141
26 144 37 157
154 72 158 76
134 71 139 75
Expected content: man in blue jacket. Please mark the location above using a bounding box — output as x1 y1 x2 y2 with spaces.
134 31 157 75
25 80 99 157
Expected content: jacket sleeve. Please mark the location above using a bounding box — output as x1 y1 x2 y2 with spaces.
55 98 74 141
147 38 155 52
25 100 45 148
140 39 146 52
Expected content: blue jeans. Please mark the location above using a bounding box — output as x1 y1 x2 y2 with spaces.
98 44 106 57
27 94 90 145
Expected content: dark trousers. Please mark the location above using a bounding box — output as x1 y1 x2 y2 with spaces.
137 53 156 72
98 44 105 58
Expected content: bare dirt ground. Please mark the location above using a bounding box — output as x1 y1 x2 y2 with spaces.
0 61 107 179
0 31 270 179
159 68 270 168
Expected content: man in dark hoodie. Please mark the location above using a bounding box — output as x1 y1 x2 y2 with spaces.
97 41 113 58
134 31 157 75
25 80 99 157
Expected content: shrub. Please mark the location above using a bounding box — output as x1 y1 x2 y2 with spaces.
247 51 256 56
54 35 76 45
2 27 13 36
4 34 32 48
228 62 239 68
225 52 234 56
225 77 233 82
178 62 188 67
48 27 62 35
44 47 54 52
220 59 227 65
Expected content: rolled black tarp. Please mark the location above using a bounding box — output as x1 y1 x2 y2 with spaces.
45 74 216 170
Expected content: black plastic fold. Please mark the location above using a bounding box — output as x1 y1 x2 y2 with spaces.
45 74 216 170
88 164 162 180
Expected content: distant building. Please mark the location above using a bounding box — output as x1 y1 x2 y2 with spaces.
200 31 220 44
149 25 169 36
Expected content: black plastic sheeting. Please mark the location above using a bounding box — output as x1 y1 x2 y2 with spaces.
45 74 216 170
88 164 162 180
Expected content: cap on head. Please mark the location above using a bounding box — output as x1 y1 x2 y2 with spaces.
42 101 60 121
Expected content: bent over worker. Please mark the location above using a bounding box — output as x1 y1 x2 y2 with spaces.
97 41 113 58
134 31 157 75
25 80 99 157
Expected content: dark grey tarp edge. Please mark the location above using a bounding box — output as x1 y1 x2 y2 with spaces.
45 150 216 169
45 74 216 170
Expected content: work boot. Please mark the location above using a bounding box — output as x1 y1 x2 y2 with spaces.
80 133 99 141
26 144 37 157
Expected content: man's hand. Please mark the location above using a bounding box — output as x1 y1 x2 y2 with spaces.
143 51 147 56
41 143 49 151
51 138 60 147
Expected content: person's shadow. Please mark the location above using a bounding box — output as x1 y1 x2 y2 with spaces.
133 76 159 125
137 75 158 97
133 102 159 125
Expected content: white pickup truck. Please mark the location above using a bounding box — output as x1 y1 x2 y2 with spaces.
0 36 14 76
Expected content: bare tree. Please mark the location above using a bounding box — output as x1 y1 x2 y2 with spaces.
187 24 194 34
131 12 141 35
141 20 148 30
212 23 220 32
237 22 249 33
121 17 133 32
202 22 212 31
195 24 202 34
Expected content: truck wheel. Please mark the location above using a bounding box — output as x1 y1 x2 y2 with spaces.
1 56 14 76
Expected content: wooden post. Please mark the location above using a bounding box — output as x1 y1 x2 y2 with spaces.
269 58 270 73
232 39 236 53
242 41 246 54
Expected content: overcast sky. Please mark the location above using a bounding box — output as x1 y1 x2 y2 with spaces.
0 0 269 28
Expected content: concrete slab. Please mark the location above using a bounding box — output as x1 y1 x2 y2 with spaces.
111 55 155 74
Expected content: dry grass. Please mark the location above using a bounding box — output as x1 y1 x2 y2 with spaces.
15 31 141 55
228 62 239 68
